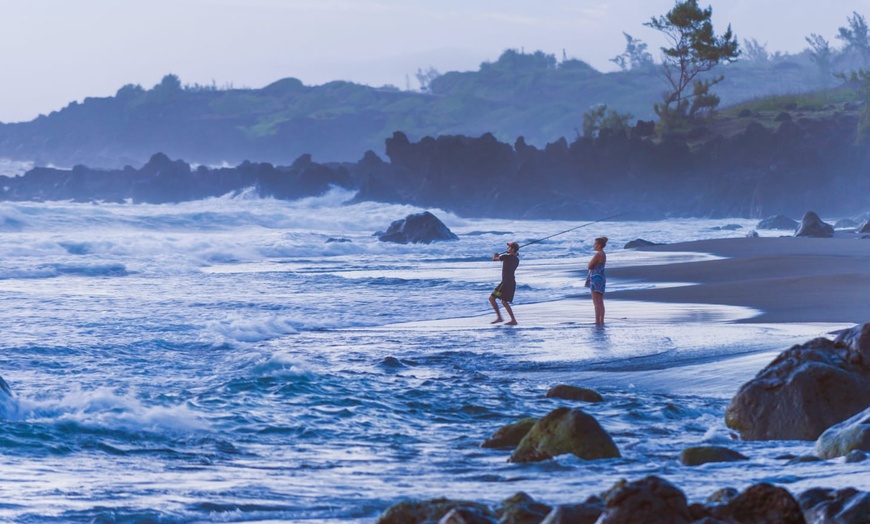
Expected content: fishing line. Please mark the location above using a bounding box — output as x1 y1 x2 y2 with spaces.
498 212 627 254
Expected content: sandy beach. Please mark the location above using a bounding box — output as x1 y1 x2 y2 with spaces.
608 236 870 324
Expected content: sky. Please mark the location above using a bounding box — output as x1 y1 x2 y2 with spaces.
0 0 867 123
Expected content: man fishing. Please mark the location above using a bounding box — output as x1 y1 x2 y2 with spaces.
489 241 520 325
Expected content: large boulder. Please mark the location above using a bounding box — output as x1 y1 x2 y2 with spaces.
509 407 620 463
815 406 870 459
757 214 798 230
596 476 692 524
725 323 870 440
794 211 834 237
377 211 459 244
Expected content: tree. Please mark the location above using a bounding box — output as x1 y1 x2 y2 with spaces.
644 0 739 125
742 38 769 63
805 33 838 84
415 67 441 93
837 12 870 67
610 33 654 71
582 104 633 138
836 69 870 142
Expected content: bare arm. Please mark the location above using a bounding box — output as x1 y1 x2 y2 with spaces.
587 252 603 270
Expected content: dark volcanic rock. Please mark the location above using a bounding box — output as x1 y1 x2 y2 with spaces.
377 497 494 524
757 214 798 230
481 417 537 449
597 476 692 524
679 446 748 466
624 238 661 249
799 487 870 524
545 384 603 402
377 211 458 244
707 483 804 524
795 211 834 237
725 322 870 440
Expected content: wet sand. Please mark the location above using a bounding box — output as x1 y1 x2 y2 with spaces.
607 236 870 324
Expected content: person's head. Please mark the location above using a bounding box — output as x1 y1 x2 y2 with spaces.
594 237 608 249
507 241 520 254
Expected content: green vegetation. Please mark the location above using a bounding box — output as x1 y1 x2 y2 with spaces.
644 0 739 130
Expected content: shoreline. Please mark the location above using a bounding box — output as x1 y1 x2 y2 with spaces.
607 236 870 324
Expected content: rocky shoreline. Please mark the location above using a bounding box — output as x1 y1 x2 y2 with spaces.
2 101 869 221
376 323 870 523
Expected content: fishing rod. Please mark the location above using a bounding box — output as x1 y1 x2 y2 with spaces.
498 212 627 254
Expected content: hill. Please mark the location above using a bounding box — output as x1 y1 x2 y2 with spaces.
2 87 867 220
0 49 838 169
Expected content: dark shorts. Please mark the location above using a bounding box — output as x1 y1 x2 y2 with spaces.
491 281 516 303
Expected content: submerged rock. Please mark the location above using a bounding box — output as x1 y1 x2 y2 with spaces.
377 211 459 244
757 214 798 231
509 407 620 463
623 238 661 249
545 384 603 403
725 322 870 440
795 211 834 237
679 446 748 466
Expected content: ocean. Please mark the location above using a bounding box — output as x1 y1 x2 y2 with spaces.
0 189 863 523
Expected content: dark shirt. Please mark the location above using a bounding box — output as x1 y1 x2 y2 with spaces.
499 254 519 282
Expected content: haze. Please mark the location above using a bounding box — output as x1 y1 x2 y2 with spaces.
0 0 865 123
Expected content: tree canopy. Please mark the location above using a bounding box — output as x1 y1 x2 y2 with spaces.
645 0 739 125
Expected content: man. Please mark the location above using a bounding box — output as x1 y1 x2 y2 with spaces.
489 241 520 325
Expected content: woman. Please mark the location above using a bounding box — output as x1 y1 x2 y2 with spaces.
585 236 607 325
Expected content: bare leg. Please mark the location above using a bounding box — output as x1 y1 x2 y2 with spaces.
489 295 503 323
503 301 517 325
592 292 605 325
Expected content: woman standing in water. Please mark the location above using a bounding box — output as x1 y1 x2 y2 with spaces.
585 236 607 325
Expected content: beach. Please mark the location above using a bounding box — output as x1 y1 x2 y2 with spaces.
607 235 870 324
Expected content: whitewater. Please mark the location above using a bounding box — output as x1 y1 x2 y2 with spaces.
0 188 864 523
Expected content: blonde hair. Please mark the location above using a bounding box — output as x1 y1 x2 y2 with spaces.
595 236 608 248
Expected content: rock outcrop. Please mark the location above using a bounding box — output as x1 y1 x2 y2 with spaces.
794 211 834 237
725 323 870 440
509 407 620 463
377 211 459 244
